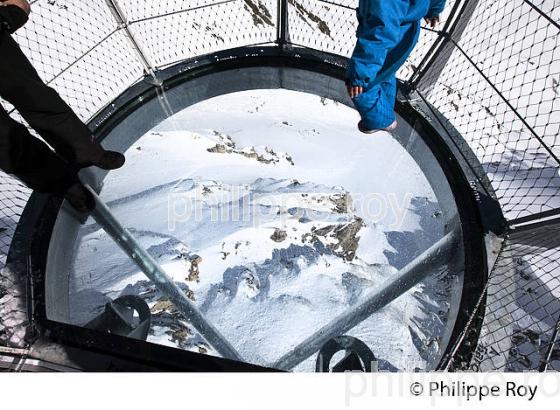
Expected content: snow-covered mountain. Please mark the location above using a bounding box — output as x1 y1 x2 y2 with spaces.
69 89 458 371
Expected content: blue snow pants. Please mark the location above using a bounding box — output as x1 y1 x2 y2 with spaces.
346 0 446 129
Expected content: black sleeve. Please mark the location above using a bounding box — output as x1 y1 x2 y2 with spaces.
0 5 29 34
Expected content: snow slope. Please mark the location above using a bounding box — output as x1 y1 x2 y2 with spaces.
69 89 460 371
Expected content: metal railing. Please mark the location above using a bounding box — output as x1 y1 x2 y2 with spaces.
1 0 559 371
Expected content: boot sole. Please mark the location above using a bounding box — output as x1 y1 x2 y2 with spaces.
358 120 398 134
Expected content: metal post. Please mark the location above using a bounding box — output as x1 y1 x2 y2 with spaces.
276 0 289 48
82 183 243 362
104 0 175 117
104 0 160 84
271 229 460 370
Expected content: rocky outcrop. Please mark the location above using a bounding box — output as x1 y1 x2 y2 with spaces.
308 217 365 261
271 228 288 243
207 131 295 166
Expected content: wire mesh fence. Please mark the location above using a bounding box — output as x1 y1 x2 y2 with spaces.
1 0 559 370
0 177 29 273
449 224 560 372
11 0 144 122
412 0 560 371
416 0 560 222
125 0 278 70
0 175 31 348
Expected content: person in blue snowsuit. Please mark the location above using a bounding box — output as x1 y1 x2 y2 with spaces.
346 0 446 133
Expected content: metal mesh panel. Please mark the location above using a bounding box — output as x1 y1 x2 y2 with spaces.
47 30 146 120
452 224 560 372
413 0 560 371
16 0 119 84
12 0 145 122
417 0 560 221
287 0 357 56
118 0 230 22
0 174 31 348
127 0 278 69
0 176 30 271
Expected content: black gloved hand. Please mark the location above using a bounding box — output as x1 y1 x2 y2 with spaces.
0 3 29 34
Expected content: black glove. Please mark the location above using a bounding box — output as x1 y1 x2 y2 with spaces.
0 4 28 34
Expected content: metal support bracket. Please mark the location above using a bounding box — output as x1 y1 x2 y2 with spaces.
82 182 243 362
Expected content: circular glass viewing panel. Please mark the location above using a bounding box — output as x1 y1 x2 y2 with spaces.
49 89 465 371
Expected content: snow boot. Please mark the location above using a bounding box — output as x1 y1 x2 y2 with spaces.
357 119 398 134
